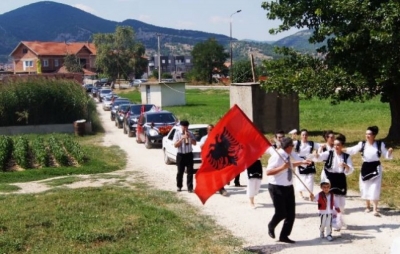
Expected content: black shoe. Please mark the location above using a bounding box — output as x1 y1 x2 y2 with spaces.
188 189 193 193
234 183 242 187
177 188 182 192
268 227 275 239
279 237 295 244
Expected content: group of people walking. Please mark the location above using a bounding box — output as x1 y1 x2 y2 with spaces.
266 126 393 243
172 121 393 244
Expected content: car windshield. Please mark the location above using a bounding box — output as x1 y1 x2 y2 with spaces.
119 104 131 111
101 90 112 94
113 100 130 106
130 105 154 114
147 113 176 123
189 127 208 142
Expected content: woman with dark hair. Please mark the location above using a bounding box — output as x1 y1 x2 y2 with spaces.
293 129 321 199
345 126 393 216
313 134 353 230
318 130 335 153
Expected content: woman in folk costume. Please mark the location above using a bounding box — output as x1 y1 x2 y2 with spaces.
293 129 320 199
318 130 335 153
344 126 393 216
313 134 354 230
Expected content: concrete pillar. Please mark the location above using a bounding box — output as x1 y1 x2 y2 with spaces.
230 82 299 133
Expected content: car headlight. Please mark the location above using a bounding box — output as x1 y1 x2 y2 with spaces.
148 129 159 136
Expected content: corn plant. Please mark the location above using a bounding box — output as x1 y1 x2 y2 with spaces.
48 136 69 166
0 135 13 170
31 137 50 167
12 136 30 169
62 135 86 163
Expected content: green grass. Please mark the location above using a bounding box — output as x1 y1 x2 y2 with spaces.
43 176 83 187
0 184 21 192
0 186 246 253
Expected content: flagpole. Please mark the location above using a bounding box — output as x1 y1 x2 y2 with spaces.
270 146 313 195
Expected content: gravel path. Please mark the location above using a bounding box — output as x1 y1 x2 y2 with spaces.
6 102 400 254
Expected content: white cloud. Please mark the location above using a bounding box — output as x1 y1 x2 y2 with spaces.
73 4 98 15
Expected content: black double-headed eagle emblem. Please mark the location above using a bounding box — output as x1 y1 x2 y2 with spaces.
206 127 242 170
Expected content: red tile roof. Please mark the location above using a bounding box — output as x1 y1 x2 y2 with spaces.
12 41 96 56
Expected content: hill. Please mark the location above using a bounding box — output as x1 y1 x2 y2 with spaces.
0 1 318 63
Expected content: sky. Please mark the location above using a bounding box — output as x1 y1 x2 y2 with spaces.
0 0 300 42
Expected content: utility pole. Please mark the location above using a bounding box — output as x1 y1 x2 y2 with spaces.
157 33 161 82
230 10 242 83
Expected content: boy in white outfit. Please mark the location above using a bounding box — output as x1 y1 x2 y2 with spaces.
310 179 341 241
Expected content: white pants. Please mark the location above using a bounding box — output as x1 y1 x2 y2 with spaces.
319 214 332 236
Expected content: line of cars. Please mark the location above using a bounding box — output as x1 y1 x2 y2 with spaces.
102 96 209 165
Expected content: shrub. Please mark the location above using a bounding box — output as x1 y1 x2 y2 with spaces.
0 78 92 126
62 135 86 163
0 136 13 170
48 136 69 166
12 136 30 169
31 137 50 167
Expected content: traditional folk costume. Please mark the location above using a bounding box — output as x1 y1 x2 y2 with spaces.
314 150 354 229
293 140 320 194
246 159 263 198
346 141 392 201
312 190 341 239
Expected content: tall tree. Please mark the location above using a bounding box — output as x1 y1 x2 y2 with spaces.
93 26 147 80
191 38 229 84
261 0 400 140
64 54 83 73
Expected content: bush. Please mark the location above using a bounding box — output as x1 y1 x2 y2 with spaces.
0 136 13 170
0 78 92 126
12 136 31 169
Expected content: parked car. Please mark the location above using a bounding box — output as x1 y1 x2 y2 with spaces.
114 103 133 128
102 96 114 111
162 124 208 165
123 104 156 137
91 87 99 98
136 110 177 149
130 79 147 87
110 98 131 121
95 78 111 87
83 84 94 93
98 88 113 102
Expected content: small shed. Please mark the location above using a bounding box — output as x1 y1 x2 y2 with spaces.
140 81 186 107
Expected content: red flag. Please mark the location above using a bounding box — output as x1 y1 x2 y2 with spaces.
194 104 271 204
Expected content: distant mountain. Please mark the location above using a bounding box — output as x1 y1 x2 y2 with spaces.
273 30 326 53
0 1 317 63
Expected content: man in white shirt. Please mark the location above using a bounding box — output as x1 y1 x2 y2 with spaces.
266 137 310 244
173 120 196 193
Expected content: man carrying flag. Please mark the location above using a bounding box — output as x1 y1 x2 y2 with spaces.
194 104 271 204
266 137 311 244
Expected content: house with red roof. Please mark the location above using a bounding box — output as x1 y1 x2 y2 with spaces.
9 41 97 75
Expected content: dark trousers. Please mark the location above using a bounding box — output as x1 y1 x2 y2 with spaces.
176 152 194 190
268 184 295 239
234 174 240 185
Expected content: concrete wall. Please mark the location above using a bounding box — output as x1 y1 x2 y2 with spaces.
140 82 186 107
230 82 299 133
0 124 74 135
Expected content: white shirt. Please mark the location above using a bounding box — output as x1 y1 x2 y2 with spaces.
173 129 195 154
266 149 302 186
314 151 354 175
346 141 392 162
294 140 320 158
199 134 208 148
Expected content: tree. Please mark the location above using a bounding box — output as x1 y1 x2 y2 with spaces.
64 54 83 73
261 1 400 140
191 38 229 84
93 26 147 81
232 59 264 83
